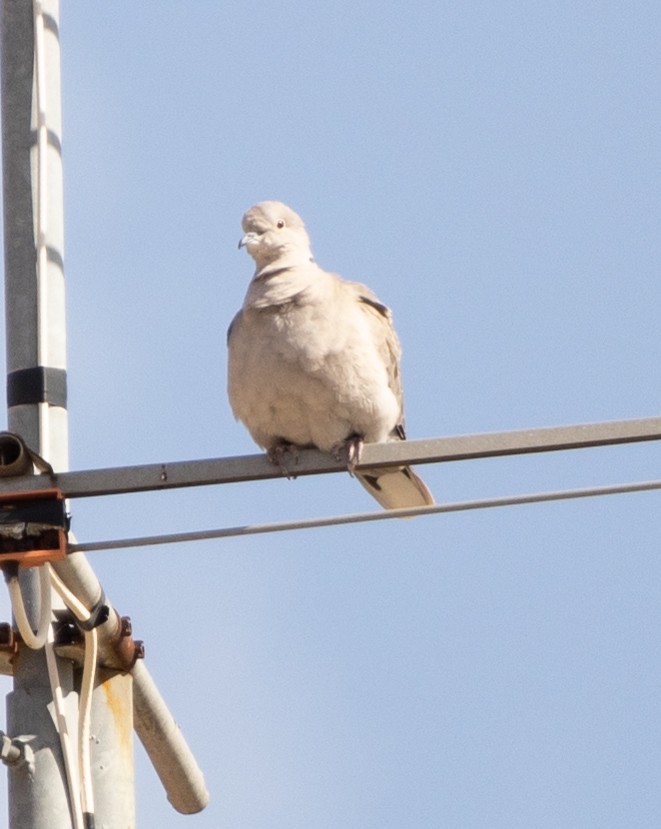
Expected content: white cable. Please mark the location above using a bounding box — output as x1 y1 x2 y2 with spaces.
50 568 97 822
6 564 51 649
79 628 97 822
45 613 85 829
5 563 91 827
50 567 91 621
5 561 85 827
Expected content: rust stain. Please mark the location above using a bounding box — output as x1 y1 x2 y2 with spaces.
98 669 134 760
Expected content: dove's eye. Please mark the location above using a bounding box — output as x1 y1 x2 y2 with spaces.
276 220 285 229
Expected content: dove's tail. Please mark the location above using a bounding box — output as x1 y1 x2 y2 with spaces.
356 466 434 511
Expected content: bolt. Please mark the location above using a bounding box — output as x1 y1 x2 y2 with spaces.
0 735 20 764
0 735 34 771
0 623 15 650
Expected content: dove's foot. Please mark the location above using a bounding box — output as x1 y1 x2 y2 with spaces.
332 434 364 474
267 442 300 479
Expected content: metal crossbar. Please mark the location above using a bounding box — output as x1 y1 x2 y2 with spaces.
1 415 660 499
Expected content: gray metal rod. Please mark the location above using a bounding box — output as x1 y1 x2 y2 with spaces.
132 660 209 814
1 1 209 824
51 550 209 813
0 414 660 498
66 477 661 553
2 2 73 825
2 0 209 816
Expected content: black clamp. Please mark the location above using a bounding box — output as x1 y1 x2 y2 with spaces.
75 591 110 631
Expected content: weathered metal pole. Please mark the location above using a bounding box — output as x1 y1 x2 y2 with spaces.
1 1 135 826
2 2 71 825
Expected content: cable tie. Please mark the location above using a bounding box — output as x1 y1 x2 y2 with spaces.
75 592 109 631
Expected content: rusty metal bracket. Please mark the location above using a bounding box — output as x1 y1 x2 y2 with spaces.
52 612 144 673
113 616 145 672
0 488 68 567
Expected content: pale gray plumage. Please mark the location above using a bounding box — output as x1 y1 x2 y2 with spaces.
227 200 434 510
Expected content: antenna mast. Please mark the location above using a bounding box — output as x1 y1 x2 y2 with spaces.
2 1 134 825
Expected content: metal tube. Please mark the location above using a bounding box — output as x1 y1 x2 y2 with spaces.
7 649 74 827
88 669 136 826
59 477 661 553
2 2 72 825
1 414 661 498
1 2 138 826
132 660 209 814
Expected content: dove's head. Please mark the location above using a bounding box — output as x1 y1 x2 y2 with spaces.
239 201 313 270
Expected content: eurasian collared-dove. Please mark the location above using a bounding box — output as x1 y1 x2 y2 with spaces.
227 200 434 510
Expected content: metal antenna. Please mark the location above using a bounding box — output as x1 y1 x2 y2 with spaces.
1 1 207 825
2 1 79 824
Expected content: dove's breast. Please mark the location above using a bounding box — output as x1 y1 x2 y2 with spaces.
227 296 400 453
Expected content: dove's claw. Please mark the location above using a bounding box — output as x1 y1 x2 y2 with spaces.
267 442 300 479
331 434 364 475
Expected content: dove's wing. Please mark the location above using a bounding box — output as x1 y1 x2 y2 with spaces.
228 200 434 510
341 284 433 509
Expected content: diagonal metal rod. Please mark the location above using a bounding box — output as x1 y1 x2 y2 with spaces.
67 477 661 553
0 415 661 498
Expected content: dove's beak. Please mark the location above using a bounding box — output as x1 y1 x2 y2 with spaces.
238 232 256 250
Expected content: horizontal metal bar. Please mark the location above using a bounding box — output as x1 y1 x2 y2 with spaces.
1 415 660 499
67 477 661 553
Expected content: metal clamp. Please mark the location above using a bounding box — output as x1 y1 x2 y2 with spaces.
75 591 110 632
0 488 68 567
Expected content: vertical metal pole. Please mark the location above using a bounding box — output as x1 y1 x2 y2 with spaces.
88 669 135 821
2 2 71 825
1 1 136 826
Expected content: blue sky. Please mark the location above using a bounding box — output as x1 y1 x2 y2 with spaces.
2 2 661 827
